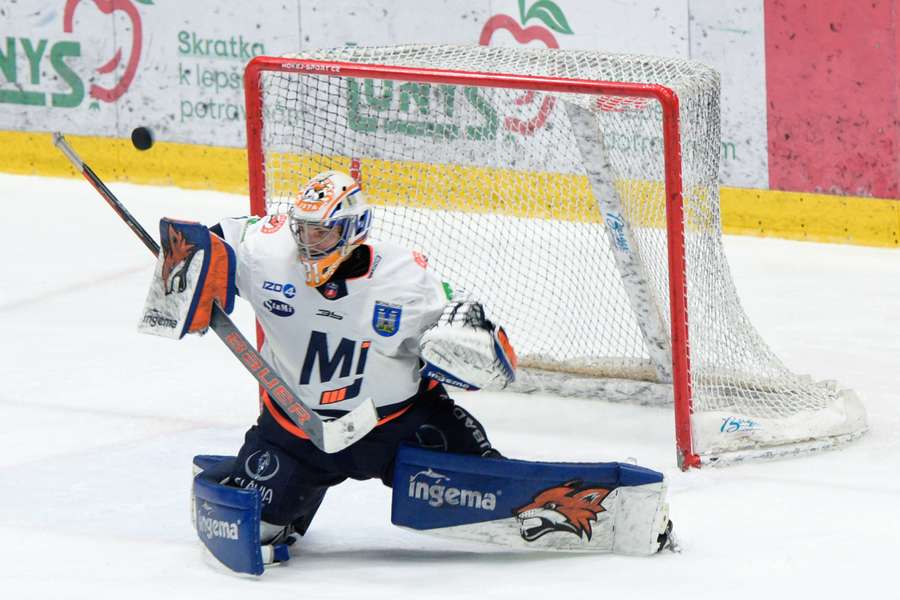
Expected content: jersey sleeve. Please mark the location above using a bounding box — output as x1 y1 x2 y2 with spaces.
400 258 453 355
211 217 254 249
210 217 258 298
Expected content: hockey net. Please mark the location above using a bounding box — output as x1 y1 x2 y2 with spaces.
244 45 866 468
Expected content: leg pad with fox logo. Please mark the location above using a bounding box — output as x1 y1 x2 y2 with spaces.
139 219 236 340
391 445 671 555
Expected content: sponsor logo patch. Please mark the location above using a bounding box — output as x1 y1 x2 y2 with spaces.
605 212 630 252
197 503 240 541
264 299 294 317
719 416 762 434
407 469 497 511
372 301 402 337
412 251 428 268
231 475 274 505
142 309 177 329
368 253 383 278
422 364 477 390
316 308 343 320
262 280 297 298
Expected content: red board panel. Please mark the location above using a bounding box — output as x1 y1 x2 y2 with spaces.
765 0 899 198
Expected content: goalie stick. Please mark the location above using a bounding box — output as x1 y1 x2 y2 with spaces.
52 132 378 454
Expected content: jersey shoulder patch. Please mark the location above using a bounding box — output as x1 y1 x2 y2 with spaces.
240 214 288 240
238 215 297 254
258 214 289 235
411 250 429 269
367 240 429 269
363 240 444 300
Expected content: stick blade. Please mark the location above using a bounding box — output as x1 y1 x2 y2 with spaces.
320 398 379 453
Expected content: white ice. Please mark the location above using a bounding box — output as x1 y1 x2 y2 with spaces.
0 173 897 599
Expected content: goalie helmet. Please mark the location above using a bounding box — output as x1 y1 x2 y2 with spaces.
289 170 373 286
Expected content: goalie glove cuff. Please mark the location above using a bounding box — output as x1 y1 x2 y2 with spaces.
419 301 517 391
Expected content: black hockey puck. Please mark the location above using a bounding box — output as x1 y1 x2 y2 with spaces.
131 126 154 151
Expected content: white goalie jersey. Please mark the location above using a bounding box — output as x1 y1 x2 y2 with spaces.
217 215 448 420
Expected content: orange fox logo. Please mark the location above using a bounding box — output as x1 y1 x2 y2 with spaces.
161 224 199 295
514 480 611 542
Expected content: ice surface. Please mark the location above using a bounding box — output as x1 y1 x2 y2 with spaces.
0 173 897 599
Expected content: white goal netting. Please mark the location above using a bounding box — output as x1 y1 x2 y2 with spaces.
248 45 866 465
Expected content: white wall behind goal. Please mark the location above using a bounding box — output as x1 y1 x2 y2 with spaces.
0 0 768 188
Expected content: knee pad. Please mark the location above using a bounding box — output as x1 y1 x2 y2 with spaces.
228 432 330 528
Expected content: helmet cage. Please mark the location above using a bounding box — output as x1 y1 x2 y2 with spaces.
290 209 372 258
288 171 373 286
291 216 350 260
289 207 373 286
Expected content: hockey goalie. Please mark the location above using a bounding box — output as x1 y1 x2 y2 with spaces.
138 171 675 575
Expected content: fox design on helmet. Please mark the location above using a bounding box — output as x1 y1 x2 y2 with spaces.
289 170 372 287
514 480 612 542
161 224 200 295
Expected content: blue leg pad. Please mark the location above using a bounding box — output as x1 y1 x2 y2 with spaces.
192 455 290 576
391 445 669 554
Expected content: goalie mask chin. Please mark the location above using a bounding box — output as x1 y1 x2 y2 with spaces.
289 170 372 287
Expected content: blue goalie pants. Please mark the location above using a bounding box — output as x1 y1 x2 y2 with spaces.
227 382 499 532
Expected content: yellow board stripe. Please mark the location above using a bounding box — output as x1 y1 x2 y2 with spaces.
0 131 250 194
264 151 604 221
720 186 900 247
2 130 898 248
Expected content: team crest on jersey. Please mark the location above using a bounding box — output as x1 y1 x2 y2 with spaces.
372 301 402 337
317 280 347 301
323 282 339 299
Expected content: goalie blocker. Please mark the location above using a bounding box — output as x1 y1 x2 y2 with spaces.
192 448 673 576
139 218 236 339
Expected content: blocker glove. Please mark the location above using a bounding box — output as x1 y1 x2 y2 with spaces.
138 218 236 339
